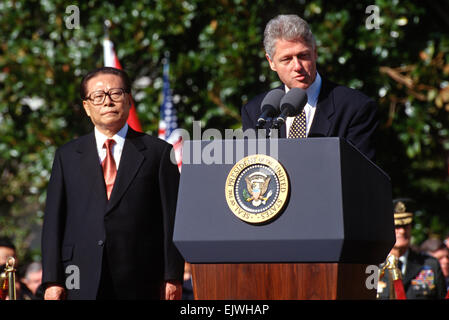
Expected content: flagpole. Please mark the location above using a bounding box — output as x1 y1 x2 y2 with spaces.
104 19 111 40
102 20 143 132
103 20 115 68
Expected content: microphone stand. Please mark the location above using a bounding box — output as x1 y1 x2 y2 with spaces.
256 120 271 139
271 117 285 131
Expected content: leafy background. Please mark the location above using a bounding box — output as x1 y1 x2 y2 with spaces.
1 0 449 264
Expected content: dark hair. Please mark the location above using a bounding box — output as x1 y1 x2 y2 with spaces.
0 237 16 251
420 238 447 253
80 67 131 100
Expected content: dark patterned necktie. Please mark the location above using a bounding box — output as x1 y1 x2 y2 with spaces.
288 109 307 138
102 139 117 200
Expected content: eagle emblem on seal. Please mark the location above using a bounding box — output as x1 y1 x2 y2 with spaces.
225 154 289 224
243 172 273 207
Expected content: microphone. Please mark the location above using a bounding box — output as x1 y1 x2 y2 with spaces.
271 88 308 129
256 88 285 129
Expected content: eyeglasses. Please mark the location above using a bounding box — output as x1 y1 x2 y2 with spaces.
85 88 127 105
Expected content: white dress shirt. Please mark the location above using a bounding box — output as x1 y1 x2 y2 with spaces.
285 72 322 137
399 249 409 276
94 123 128 169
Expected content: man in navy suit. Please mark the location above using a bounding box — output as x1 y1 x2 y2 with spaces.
241 15 378 161
42 67 184 300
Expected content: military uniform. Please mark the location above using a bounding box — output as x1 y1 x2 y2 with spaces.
378 249 447 299
377 199 448 299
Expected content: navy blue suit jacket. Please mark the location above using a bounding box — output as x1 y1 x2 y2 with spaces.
42 128 184 299
241 78 378 161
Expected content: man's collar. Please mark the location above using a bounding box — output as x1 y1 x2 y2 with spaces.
400 249 409 261
94 123 128 148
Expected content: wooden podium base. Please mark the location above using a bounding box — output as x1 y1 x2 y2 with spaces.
191 263 376 300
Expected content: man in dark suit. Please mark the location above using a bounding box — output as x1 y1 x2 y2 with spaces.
377 199 447 299
42 67 184 300
241 14 377 161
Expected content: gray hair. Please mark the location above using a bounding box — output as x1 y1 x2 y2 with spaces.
264 15 316 60
25 261 42 278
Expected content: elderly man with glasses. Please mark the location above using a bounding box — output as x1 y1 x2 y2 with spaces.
41 67 184 300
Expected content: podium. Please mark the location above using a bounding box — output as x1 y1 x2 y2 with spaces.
173 138 394 299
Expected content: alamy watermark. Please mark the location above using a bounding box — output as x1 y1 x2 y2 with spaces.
65 265 80 290
170 121 280 166
365 5 380 30
65 5 80 29
365 265 379 290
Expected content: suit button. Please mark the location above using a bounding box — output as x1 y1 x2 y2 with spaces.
98 240 104 246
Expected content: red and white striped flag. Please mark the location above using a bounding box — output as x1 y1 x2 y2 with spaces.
103 37 142 132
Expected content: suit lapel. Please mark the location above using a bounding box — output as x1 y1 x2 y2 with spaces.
308 78 335 138
105 128 145 215
76 132 108 204
271 78 335 138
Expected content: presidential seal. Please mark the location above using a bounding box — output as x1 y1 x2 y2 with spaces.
225 154 289 224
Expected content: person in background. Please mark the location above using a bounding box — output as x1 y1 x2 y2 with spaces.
444 232 449 250
19 262 44 300
0 237 30 300
182 262 194 300
0 237 16 267
420 238 449 291
377 199 447 299
0 237 17 300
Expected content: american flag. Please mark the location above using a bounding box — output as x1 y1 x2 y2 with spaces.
158 60 183 170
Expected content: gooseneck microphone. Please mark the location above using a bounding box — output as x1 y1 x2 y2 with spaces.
256 88 285 129
271 88 308 130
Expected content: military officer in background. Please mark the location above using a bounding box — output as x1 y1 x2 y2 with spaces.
377 199 447 299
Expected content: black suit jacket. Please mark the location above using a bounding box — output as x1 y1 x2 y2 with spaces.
42 128 184 299
241 78 378 161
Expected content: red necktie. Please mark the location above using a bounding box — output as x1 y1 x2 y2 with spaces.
102 139 117 200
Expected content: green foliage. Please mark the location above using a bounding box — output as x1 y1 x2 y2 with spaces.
1 0 449 262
